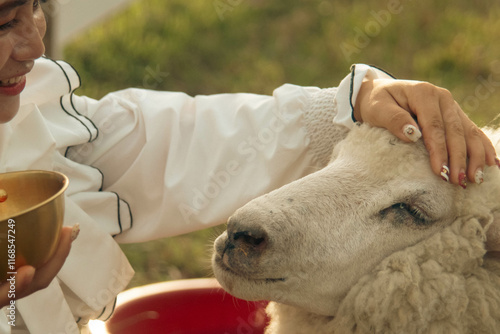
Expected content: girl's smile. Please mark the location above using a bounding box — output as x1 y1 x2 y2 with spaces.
0 74 26 95
0 0 46 123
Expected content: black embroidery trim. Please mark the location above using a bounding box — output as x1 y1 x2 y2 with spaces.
59 94 94 142
366 64 397 79
111 192 134 237
124 197 133 229
349 64 397 123
96 167 104 192
42 56 73 93
103 298 118 322
114 192 123 235
349 64 356 123
70 90 99 142
65 61 99 142
43 57 98 143
96 305 107 320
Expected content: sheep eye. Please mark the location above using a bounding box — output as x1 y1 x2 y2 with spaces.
380 202 430 226
393 203 428 222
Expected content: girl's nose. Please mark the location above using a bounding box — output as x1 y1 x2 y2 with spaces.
11 15 46 61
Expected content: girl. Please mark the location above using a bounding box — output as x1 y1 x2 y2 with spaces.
0 0 497 332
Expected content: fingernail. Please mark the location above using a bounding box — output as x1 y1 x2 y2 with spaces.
495 157 500 169
474 169 484 185
71 223 80 242
458 172 467 189
440 165 450 182
403 124 422 142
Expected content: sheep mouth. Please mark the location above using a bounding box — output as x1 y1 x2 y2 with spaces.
215 256 286 284
264 277 286 283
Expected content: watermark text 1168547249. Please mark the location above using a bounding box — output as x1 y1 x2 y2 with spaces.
6 218 17 327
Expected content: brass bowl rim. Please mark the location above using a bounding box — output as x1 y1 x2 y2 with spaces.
0 170 69 222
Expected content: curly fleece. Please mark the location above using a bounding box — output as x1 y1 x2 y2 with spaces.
266 217 500 333
265 125 500 334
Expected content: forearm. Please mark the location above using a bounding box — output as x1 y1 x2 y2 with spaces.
68 84 347 241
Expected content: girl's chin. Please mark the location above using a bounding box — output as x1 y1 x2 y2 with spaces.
0 97 20 124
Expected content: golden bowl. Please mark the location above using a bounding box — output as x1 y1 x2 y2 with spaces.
0 170 69 281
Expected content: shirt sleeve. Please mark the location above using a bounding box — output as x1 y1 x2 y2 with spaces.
66 84 340 242
66 63 388 243
333 64 396 128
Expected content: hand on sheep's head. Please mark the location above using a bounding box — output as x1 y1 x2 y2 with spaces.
353 79 499 187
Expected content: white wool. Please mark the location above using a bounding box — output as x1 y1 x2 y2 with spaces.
213 124 500 334
266 125 500 333
268 217 500 333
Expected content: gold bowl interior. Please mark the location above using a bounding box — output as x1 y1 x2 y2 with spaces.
0 170 68 281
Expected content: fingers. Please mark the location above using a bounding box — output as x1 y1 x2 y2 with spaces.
461 114 485 185
428 98 497 187
0 266 35 308
409 86 493 186
399 83 461 184
359 79 497 187
356 80 423 143
0 225 79 307
23 226 74 295
434 96 467 186
16 225 78 300
462 112 498 184
367 102 422 143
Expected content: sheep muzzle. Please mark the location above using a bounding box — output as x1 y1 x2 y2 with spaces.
219 217 269 271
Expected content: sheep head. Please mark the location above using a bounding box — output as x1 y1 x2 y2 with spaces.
212 124 500 317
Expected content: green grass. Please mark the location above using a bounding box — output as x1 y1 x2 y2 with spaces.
120 227 224 287
62 0 500 288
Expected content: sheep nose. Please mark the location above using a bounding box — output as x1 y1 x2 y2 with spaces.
226 218 269 255
232 230 267 248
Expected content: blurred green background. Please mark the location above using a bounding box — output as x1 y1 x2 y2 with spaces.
62 0 500 288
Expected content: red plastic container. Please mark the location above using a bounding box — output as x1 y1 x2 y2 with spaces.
106 278 269 334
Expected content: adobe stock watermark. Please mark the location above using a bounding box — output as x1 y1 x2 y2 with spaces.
213 0 244 21
5 219 17 327
177 111 288 224
222 301 268 334
394 150 421 180
460 60 500 116
133 64 170 102
340 0 411 61
142 65 170 92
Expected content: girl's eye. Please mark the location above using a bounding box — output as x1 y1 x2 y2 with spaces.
34 0 48 7
0 0 46 32
0 20 17 31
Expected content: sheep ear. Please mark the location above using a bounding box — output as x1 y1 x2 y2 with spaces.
485 210 500 252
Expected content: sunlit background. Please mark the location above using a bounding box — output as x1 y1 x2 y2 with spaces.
41 0 500 331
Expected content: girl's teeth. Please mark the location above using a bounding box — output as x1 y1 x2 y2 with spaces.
0 76 22 86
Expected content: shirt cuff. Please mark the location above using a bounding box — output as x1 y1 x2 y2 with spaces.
333 64 395 129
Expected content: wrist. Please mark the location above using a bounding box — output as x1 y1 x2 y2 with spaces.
353 80 374 123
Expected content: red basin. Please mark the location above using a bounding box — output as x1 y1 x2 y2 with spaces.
106 278 269 334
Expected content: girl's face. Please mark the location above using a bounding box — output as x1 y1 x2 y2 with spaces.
0 0 46 124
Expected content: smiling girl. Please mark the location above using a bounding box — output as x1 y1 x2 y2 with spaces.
0 0 497 332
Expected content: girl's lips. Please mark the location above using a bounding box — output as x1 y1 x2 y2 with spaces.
0 76 27 96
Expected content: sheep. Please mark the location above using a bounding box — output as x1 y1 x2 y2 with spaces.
212 123 500 334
